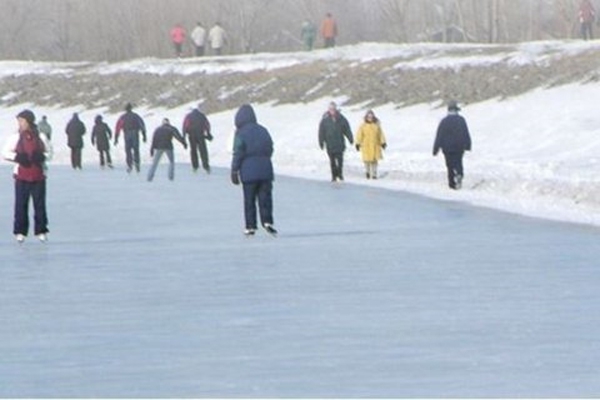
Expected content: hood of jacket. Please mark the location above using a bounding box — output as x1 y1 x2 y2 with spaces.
235 104 257 129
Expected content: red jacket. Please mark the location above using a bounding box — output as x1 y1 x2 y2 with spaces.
15 131 46 182
171 26 186 44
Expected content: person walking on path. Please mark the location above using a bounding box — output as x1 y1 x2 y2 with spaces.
579 0 596 40
91 115 113 169
320 13 338 48
38 115 52 140
231 104 277 237
433 100 472 190
208 22 227 55
355 110 387 180
170 23 186 57
318 102 353 182
191 22 207 56
182 104 213 173
147 118 187 182
2 110 53 243
65 113 86 170
301 20 317 51
114 103 147 173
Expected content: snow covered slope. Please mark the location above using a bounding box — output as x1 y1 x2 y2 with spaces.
2 41 600 226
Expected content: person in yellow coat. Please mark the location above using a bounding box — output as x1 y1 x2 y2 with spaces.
355 110 387 179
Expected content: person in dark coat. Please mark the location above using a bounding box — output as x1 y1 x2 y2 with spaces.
182 105 213 173
433 100 472 190
231 104 277 236
65 113 86 170
147 118 187 182
318 101 353 182
114 103 146 173
91 115 113 169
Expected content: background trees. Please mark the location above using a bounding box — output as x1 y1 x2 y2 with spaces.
0 0 586 61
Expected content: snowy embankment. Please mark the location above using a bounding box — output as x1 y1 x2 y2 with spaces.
2 41 600 226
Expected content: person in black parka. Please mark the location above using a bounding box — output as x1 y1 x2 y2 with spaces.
318 102 353 182
91 115 113 169
65 113 86 170
231 104 277 236
182 105 213 173
433 100 472 190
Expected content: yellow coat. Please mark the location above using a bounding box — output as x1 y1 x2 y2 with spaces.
356 121 386 162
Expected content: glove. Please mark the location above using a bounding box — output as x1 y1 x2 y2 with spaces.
206 134 214 142
355 144 360 151
114 140 118 146
381 143 387 150
231 170 240 185
183 143 188 150
15 153 31 167
31 151 46 164
142 136 147 143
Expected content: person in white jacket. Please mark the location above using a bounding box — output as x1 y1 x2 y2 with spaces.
2 110 53 243
191 22 207 57
208 22 227 55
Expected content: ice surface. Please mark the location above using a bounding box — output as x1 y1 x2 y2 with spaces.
1 166 600 397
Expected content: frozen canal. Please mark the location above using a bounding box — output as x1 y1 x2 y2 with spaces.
1 165 600 397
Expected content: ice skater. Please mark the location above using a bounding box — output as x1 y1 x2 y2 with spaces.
114 103 147 173
433 100 472 190
2 110 53 243
318 101 353 182
230 104 277 236
91 115 113 169
147 118 187 182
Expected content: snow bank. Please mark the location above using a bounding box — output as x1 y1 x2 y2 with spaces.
2 41 600 227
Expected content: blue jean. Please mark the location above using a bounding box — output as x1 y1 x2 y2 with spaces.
14 179 48 236
124 131 141 170
147 149 175 181
242 180 273 229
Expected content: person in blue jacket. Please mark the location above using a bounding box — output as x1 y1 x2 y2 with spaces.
230 104 277 236
433 100 472 190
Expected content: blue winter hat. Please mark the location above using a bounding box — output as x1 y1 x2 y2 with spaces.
447 100 461 111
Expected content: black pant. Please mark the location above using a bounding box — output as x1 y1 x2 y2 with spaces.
124 131 141 171
99 149 112 167
14 179 48 236
328 152 344 181
242 181 273 230
443 151 464 189
324 37 336 48
582 22 594 40
195 46 205 56
190 138 210 171
70 147 82 169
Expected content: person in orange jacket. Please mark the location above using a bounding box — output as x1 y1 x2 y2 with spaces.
320 13 338 48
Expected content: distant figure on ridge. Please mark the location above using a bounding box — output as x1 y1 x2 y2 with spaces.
320 12 338 48
579 0 596 40
208 22 227 55
191 22 207 57
65 113 86 170
301 19 317 51
114 103 146 173
433 100 472 190
170 23 186 57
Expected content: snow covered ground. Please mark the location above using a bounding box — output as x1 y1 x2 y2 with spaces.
1 166 600 397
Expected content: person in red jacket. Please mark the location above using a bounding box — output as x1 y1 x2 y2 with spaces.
2 110 53 243
170 23 186 57
579 0 596 40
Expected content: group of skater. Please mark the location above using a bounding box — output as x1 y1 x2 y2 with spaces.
2 99 471 243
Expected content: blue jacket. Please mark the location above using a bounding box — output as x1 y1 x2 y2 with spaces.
231 105 274 183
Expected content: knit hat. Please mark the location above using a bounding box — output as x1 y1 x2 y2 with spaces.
17 109 36 126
